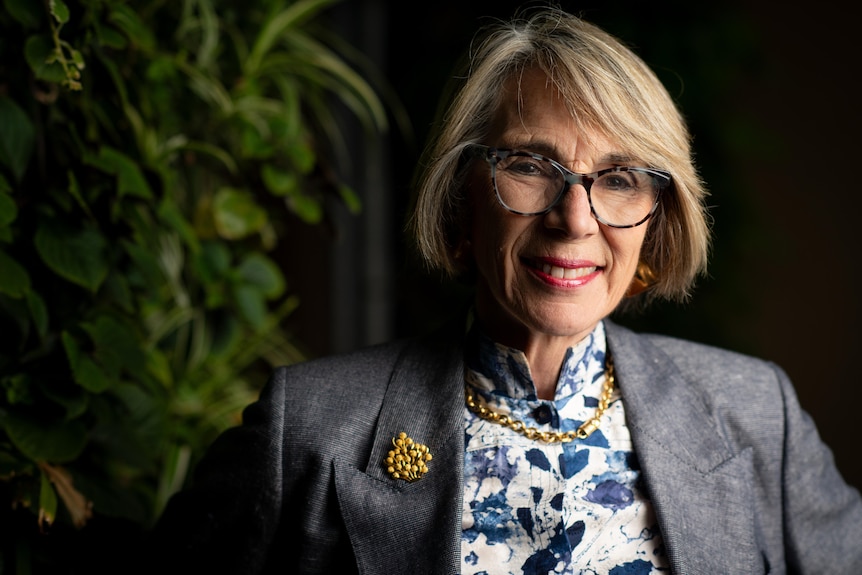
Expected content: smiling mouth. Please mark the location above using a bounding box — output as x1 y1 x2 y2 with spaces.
538 262 598 279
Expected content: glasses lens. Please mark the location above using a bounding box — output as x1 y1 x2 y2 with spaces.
491 150 664 226
492 153 564 215
590 168 662 227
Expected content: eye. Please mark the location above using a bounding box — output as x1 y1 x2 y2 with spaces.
597 171 638 190
500 155 555 179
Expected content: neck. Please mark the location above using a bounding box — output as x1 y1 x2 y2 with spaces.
468 308 601 401
522 337 572 400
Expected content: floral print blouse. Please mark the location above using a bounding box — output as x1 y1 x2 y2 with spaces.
462 321 668 574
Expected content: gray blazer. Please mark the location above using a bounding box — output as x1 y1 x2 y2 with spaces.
150 320 862 574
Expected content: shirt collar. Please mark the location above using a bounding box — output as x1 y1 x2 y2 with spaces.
464 320 607 401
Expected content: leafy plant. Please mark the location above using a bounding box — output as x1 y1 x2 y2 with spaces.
0 0 387 571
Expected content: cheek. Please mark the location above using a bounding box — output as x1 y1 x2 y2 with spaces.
467 178 499 247
470 212 501 272
470 205 524 277
608 228 648 273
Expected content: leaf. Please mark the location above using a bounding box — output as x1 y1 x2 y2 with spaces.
337 183 362 215
0 96 36 184
169 140 238 175
4 0 43 29
195 240 231 283
70 48 85 71
66 170 94 219
122 240 164 291
184 0 219 69
40 462 92 528
39 468 58 529
88 146 153 199
158 198 200 253
146 348 173 388
261 164 299 197
3 411 88 462
155 444 191 518
285 193 322 224
26 290 49 340
2 373 33 406
210 313 241 355
0 249 31 298
239 123 274 159
35 223 108 292
233 284 267 330
103 272 134 313
113 382 167 451
237 253 285 299
82 315 146 377
49 0 70 24
275 33 388 132
108 4 155 52
212 188 267 240
286 140 316 175
62 331 113 393
245 0 336 75
24 35 67 84
175 59 232 111
41 380 89 420
97 23 127 50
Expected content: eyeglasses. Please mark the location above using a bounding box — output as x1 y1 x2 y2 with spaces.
470 145 669 228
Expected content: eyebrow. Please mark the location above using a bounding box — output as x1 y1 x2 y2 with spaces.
502 140 638 166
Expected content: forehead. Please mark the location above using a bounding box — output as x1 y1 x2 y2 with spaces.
489 68 620 160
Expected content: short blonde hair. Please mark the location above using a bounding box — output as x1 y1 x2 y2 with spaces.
408 8 711 306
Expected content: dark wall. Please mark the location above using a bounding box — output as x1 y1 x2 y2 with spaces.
296 1 861 489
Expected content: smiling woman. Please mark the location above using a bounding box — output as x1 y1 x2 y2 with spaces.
146 6 862 575
458 68 667 396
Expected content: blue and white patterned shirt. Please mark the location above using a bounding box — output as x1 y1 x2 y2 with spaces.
462 321 668 574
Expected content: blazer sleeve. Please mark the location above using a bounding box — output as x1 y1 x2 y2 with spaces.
142 369 288 575
776 364 862 574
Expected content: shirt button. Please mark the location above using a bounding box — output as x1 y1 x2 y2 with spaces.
532 404 553 424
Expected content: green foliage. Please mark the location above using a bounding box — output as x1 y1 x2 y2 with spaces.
0 0 386 570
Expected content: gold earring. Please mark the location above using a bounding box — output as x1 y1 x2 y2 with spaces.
626 261 657 297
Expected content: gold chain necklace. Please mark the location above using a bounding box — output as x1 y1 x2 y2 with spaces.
464 353 615 443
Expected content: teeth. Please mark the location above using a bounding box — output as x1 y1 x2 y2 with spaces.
541 264 597 279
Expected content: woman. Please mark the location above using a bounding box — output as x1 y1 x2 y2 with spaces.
149 8 862 574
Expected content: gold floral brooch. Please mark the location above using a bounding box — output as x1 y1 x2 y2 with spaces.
384 432 432 482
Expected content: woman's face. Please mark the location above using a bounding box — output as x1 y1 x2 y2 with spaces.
468 69 649 351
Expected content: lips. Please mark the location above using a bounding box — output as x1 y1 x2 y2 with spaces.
540 263 597 279
526 257 600 282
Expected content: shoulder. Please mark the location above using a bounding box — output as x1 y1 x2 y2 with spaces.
275 338 413 387
608 320 785 381
254 322 465 429
257 338 412 426
605 320 790 415
270 324 463 398
647 332 780 379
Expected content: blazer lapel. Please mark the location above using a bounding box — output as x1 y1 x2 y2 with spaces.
606 322 764 574
334 329 466 575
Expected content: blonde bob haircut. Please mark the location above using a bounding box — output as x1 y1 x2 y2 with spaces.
409 7 711 305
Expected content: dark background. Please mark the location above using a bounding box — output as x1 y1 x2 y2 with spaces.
284 0 861 490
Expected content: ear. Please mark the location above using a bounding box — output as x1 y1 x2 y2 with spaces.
453 237 471 261
625 261 657 298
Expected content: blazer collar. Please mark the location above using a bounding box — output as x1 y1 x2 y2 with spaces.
605 321 735 472
605 321 762 573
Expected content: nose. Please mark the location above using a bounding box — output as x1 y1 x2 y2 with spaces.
543 183 598 237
